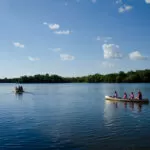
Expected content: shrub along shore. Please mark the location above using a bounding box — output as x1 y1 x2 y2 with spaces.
0 69 150 83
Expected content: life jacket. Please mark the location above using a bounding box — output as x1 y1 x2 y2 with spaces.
130 94 134 99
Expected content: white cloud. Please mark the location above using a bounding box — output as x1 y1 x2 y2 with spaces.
49 24 60 30
43 23 71 35
52 48 61 52
43 22 48 25
97 36 112 42
102 44 123 59
60 54 75 61
13 42 24 48
118 4 133 13
102 61 115 68
145 0 150 4
91 0 96 3
28 56 40 61
129 51 148 60
54 30 71 35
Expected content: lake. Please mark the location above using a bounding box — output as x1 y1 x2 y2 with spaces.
0 83 150 150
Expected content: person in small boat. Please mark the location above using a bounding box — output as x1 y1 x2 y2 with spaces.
19 86 23 92
130 92 134 99
18 86 21 91
113 91 118 98
20 86 23 91
15 86 18 91
123 92 127 99
15 86 23 92
136 90 142 100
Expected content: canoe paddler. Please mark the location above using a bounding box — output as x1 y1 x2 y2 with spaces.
123 92 127 99
136 90 142 100
113 91 118 98
130 92 134 99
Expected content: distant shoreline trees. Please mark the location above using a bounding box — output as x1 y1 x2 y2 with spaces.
0 69 150 83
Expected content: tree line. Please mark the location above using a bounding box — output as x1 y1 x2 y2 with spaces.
0 69 150 83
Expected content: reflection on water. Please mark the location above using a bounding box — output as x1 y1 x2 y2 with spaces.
105 100 145 112
15 93 23 100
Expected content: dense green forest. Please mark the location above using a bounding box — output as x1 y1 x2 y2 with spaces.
0 69 150 83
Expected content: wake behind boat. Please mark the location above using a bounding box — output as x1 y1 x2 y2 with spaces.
105 96 149 103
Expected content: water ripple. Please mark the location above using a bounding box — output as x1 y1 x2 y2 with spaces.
0 83 150 150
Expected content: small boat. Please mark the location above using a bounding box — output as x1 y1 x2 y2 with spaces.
15 90 24 94
14 86 24 94
105 96 149 103
15 89 24 94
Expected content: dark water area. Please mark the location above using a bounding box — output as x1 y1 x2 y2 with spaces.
0 83 150 150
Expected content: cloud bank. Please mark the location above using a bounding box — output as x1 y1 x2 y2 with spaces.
129 51 148 60
60 54 75 61
145 0 150 4
28 56 40 61
102 44 123 59
118 4 133 13
13 42 24 48
54 30 71 35
49 24 60 30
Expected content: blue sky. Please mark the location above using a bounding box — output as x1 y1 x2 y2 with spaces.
0 0 150 78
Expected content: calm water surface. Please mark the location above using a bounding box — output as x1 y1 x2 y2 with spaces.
0 83 150 150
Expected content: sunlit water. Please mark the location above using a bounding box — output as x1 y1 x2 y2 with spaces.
0 83 150 150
